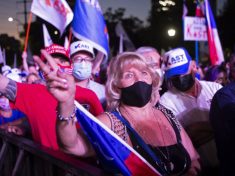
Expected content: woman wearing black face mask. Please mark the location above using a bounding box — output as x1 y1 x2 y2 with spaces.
36 51 200 176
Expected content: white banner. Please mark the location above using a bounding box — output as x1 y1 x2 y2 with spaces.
31 0 73 35
43 24 53 47
184 16 207 41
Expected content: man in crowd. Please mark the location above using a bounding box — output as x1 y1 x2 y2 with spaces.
70 40 106 107
159 47 222 173
136 46 164 91
0 44 103 150
228 54 235 82
210 81 235 175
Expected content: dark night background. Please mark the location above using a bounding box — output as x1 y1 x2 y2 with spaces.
0 0 234 67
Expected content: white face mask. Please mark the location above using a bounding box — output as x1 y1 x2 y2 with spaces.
72 61 92 80
155 68 164 87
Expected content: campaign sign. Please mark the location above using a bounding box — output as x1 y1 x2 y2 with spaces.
184 17 207 41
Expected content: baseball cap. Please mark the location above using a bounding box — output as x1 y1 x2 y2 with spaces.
1 65 11 75
70 41 95 58
43 44 70 61
163 47 191 79
5 68 22 83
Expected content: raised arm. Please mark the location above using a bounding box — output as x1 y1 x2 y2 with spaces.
34 51 95 156
22 51 29 73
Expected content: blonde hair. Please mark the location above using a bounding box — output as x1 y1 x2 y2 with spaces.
106 52 160 111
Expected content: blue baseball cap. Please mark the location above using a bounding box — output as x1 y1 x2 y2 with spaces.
163 48 191 79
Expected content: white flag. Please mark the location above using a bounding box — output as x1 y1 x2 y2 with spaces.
2 48 6 65
43 24 53 47
182 0 188 18
115 22 135 52
64 36 69 50
31 0 74 35
0 47 4 65
118 34 124 54
13 54 17 68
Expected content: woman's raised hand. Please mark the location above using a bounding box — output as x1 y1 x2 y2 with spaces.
34 50 76 103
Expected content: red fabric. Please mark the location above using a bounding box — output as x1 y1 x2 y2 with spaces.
14 83 103 150
207 29 218 65
125 152 161 176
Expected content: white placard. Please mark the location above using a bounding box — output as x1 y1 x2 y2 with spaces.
184 16 207 41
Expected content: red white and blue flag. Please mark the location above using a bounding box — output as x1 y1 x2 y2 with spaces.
74 101 161 176
195 1 204 17
198 0 224 65
71 0 109 61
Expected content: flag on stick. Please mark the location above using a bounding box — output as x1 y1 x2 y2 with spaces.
182 0 188 18
31 0 73 35
203 0 224 65
43 24 53 47
64 36 69 50
13 54 17 68
0 47 4 65
71 0 109 62
2 48 6 65
115 22 135 53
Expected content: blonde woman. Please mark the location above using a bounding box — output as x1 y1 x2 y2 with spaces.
35 51 200 176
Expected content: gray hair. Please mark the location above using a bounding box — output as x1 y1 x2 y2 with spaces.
136 46 159 54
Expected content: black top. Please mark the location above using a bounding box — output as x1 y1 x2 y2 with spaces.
210 82 235 175
112 104 191 176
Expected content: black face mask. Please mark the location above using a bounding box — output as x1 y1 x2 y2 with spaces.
120 81 152 107
171 73 195 92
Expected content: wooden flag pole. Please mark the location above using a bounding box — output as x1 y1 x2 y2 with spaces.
68 28 73 49
24 12 33 52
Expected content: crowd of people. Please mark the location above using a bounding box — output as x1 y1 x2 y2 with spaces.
0 40 234 175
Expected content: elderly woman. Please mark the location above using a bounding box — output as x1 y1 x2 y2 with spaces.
34 51 200 175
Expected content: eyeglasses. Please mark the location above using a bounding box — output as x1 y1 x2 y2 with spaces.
72 56 94 63
148 62 160 69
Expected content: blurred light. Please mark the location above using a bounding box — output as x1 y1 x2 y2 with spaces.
159 0 175 7
167 28 176 37
54 30 58 35
159 1 166 6
8 17 14 22
162 7 169 11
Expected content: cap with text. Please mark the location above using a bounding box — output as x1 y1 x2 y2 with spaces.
70 41 95 58
163 47 191 79
44 44 70 61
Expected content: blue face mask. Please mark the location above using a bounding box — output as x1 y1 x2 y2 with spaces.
72 61 92 80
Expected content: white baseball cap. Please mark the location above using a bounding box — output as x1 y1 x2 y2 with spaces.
70 41 95 58
163 47 191 79
1 65 11 75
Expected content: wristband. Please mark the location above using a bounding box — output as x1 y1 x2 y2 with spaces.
57 105 77 123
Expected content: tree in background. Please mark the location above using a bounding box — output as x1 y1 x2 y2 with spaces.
104 8 144 56
217 0 235 58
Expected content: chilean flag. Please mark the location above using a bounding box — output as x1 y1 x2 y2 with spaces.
74 101 161 175
71 0 109 62
203 0 224 65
